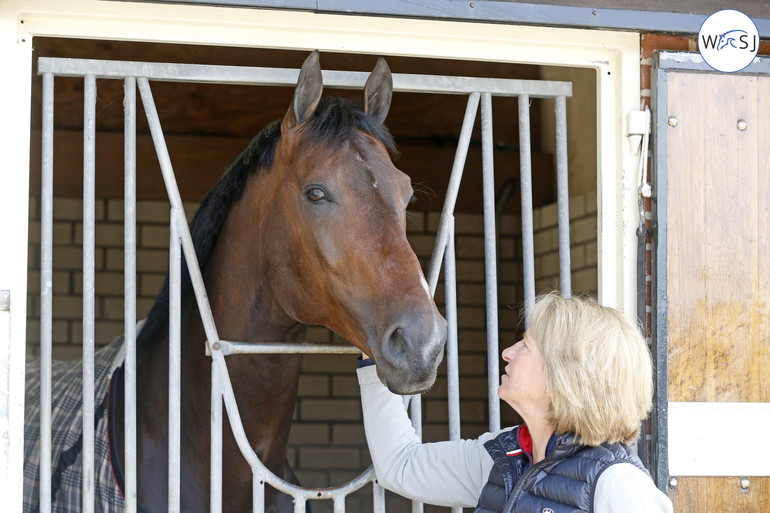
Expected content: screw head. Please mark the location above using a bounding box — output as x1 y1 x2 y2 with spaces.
667 116 678 127
212 341 221 351
740 477 750 490
669 477 678 488
737 119 748 131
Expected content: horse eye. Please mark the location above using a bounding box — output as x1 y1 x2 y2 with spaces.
306 187 327 202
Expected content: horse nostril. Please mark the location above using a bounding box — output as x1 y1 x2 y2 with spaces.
383 326 408 361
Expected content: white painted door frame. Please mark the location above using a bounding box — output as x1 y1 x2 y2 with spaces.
0 1 641 505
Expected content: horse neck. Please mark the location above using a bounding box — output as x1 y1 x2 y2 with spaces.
191 189 307 481
134 182 308 495
202 174 307 345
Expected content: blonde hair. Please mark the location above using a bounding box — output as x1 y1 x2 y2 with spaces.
527 292 653 446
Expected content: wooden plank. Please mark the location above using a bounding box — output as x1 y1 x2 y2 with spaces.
28 38 561 213
758 77 770 404
28 129 553 213
28 128 250 202
667 72 766 403
666 70 770 512
666 71 708 403
670 477 767 513
30 37 536 140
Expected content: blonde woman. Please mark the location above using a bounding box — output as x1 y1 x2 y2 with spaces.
357 292 672 513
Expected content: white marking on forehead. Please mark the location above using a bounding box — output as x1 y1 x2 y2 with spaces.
355 152 364 162
373 180 378 189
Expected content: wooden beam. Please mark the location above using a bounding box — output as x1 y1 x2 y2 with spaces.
29 129 554 214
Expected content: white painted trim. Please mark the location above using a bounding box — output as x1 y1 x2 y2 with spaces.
0 0 640 493
0 3 33 509
668 402 770 476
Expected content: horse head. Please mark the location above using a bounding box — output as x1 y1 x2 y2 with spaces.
258 51 447 394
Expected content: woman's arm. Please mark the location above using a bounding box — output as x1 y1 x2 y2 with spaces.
594 463 674 513
358 364 499 507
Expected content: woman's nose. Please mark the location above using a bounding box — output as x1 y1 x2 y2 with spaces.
501 342 518 361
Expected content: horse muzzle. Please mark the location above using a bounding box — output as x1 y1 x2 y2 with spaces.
372 311 447 395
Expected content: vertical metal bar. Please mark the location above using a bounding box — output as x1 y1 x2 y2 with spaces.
372 481 386 513
481 93 500 433
333 497 345 513
555 96 571 297
409 395 422 439
253 472 265 513
427 93 480 294
444 217 460 441
82 74 96 513
40 71 54 513
409 394 423 513
652 62 670 492
519 94 535 326
123 76 138 513
444 217 464 513
211 360 223 513
294 497 306 513
168 212 182 513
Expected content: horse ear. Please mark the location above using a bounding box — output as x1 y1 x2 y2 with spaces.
282 50 323 132
364 57 392 124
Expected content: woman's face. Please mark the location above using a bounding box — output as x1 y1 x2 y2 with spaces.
498 332 550 420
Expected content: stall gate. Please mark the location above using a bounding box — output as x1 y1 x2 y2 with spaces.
34 57 573 513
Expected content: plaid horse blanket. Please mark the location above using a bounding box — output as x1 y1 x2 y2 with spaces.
24 336 126 513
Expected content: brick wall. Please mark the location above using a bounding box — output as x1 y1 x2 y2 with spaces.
26 190 597 512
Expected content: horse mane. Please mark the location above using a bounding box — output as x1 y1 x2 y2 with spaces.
136 96 396 348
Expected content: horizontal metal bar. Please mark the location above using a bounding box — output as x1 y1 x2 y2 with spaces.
218 340 363 356
37 57 572 98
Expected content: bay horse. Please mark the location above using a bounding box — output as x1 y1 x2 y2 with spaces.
129 51 448 511
24 51 447 512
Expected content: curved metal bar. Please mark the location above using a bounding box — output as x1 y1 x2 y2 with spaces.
212 349 377 502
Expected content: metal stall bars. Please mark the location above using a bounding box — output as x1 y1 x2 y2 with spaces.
36 57 572 513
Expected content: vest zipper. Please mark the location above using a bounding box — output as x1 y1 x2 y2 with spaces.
504 458 551 512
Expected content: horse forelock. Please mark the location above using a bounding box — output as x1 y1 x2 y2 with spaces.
137 96 395 348
300 97 397 157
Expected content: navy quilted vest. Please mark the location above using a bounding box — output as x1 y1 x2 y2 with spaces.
473 426 649 513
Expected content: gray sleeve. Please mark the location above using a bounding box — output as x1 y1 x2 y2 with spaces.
594 463 674 513
357 365 498 508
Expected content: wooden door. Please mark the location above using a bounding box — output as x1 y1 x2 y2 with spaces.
660 63 770 512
